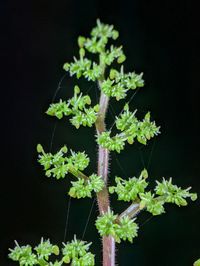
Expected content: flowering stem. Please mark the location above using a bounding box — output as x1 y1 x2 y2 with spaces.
118 203 141 221
96 88 115 265
68 166 88 180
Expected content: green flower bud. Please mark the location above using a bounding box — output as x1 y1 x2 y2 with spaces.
63 62 70 71
61 146 68 153
141 168 148 179
117 54 126 64
52 245 59 255
109 69 118 79
191 193 198 201
74 85 80 94
112 30 119 40
37 144 44 153
78 36 86 47
79 48 85 58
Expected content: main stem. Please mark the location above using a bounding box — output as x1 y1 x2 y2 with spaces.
96 89 115 266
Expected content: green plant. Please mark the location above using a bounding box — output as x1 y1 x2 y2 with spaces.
8 19 197 266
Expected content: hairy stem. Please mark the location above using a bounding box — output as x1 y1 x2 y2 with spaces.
96 90 116 266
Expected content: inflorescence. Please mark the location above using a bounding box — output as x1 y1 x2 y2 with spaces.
37 144 104 198
9 236 95 266
9 19 197 266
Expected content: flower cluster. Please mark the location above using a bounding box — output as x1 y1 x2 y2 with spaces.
8 239 59 266
63 57 103 81
63 19 122 80
155 178 197 206
62 236 95 266
8 237 95 266
109 169 197 216
139 178 197 216
101 67 144 101
63 19 142 97
37 144 104 198
139 192 165 216
97 104 160 153
109 169 148 201
69 174 104 199
37 144 89 179
63 19 119 81
46 85 99 129
95 209 138 243
8 243 38 266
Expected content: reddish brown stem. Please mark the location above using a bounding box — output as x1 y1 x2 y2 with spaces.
96 92 116 266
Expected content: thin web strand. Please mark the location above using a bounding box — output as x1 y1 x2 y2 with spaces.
81 198 96 240
63 196 71 243
113 153 128 176
147 138 156 170
136 143 147 169
52 73 68 103
48 73 72 243
140 215 154 227
49 122 57 152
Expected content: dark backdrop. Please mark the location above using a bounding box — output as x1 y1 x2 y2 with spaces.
1 0 200 265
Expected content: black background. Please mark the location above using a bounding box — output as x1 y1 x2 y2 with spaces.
1 0 200 265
